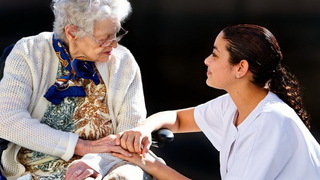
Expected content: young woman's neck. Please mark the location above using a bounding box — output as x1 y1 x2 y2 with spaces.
229 85 268 126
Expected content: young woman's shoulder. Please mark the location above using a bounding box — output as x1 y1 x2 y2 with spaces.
262 98 299 121
258 97 303 135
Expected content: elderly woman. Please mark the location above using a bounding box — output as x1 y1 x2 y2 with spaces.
0 0 151 179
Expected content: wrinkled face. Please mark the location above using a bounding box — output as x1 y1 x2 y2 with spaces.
204 32 238 90
70 18 120 62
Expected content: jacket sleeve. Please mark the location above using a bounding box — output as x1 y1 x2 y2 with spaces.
115 65 146 133
0 36 78 161
107 46 147 134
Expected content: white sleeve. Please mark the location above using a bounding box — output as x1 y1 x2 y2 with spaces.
107 47 146 134
194 94 233 151
68 153 122 179
115 65 146 133
0 38 78 161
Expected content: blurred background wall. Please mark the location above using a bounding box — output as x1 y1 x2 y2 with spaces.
1 0 320 179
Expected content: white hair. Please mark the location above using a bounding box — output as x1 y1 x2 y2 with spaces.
51 0 132 41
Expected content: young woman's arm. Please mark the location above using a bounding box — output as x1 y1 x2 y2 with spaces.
116 108 200 155
113 152 190 180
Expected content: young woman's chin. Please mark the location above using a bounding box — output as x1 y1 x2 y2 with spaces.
206 80 223 90
206 80 215 88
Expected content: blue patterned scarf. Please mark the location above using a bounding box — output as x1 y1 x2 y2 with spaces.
44 34 100 105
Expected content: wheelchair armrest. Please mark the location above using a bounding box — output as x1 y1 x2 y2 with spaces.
151 129 174 148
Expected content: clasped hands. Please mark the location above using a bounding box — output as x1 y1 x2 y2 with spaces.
66 127 152 180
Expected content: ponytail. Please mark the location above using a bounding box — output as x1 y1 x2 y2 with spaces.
268 65 310 129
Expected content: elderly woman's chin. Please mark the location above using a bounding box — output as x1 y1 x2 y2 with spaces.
96 53 112 62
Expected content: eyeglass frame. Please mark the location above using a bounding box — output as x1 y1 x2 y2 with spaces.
76 25 128 47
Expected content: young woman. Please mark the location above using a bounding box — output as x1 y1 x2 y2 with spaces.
114 24 320 179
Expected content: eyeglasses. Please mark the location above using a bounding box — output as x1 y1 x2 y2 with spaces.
77 26 128 47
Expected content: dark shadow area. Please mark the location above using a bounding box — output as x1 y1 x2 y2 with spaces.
151 132 221 180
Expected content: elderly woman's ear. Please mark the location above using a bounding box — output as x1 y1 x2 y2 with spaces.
64 24 78 40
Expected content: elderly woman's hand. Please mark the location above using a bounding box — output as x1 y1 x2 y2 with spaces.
65 161 99 180
74 135 132 157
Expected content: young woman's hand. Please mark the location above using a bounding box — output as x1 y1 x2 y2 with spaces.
74 134 132 157
113 152 157 174
115 127 153 156
113 152 190 180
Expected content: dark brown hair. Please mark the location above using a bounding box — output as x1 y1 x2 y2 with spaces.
222 24 310 128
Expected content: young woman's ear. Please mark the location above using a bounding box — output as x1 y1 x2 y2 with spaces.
235 59 249 78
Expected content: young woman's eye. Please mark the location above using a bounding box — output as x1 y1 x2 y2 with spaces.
211 53 217 57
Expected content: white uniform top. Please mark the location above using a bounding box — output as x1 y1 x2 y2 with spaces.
194 91 320 180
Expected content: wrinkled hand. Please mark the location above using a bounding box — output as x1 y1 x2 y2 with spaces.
116 127 152 156
75 135 131 157
65 161 99 180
